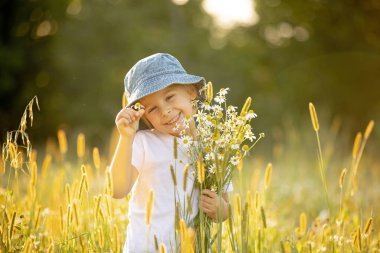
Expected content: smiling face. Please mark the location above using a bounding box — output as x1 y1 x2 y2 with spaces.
139 84 197 136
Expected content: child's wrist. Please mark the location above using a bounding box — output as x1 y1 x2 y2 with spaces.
119 135 135 144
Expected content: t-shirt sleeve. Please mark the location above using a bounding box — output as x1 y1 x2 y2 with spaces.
131 132 145 172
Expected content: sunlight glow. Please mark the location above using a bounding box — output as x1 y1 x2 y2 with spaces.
202 0 259 29
171 0 189 5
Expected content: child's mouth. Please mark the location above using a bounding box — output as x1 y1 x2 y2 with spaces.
165 113 181 125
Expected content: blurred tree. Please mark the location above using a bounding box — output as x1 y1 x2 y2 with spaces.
0 0 66 137
219 0 380 131
1 0 379 151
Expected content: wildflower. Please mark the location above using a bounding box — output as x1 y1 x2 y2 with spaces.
217 153 225 161
214 95 225 104
201 102 212 110
231 143 239 150
215 139 226 148
216 111 223 119
244 130 256 141
230 156 240 166
208 165 216 174
180 136 192 148
183 115 192 125
212 105 223 114
245 110 257 120
218 88 229 96
205 153 215 161
236 118 244 126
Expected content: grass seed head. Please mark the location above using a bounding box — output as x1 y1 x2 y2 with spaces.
41 154 52 178
352 132 362 159
170 165 177 186
197 156 205 184
77 133 85 158
255 191 260 210
160 243 167 253
240 97 252 117
308 102 320 131
206 81 213 102
173 137 178 160
57 130 68 155
339 168 347 189
299 212 307 235
93 147 101 170
364 120 375 139
146 189 154 225
364 217 373 236
264 163 272 190
65 184 71 204
183 164 189 191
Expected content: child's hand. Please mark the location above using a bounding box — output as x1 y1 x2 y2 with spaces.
199 189 229 222
115 106 145 138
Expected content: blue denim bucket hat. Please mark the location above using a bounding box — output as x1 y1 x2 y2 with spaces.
124 53 206 107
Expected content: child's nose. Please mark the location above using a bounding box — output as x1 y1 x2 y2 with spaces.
162 107 172 117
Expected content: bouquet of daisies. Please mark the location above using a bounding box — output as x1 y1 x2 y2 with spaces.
178 82 263 252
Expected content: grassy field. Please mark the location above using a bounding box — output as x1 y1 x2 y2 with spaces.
1 98 379 252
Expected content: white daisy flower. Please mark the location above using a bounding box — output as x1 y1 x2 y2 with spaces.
216 139 226 148
244 130 256 141
208 165 216 174
218 88 230 96
214 95 225 104
180 135 192 147
227 105 237 112
201 102 212 110
245 110 257 120
213 105 223 113
205 152 215 161
231 144 239 149
230 156 240 165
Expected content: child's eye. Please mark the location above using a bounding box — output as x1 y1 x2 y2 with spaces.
148 107 156 113
166 95 174 101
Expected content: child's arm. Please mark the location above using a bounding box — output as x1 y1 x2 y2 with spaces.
110 106 145 199
199 189 230 222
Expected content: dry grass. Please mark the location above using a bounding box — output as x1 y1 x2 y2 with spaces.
0 98 379 252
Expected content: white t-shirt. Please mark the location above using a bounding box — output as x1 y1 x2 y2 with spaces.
123 129 233 253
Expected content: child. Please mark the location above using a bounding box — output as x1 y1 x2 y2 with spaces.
110 53 231 253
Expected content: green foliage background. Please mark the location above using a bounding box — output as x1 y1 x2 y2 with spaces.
1 0 379 156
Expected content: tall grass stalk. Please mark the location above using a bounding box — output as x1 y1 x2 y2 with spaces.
348 120 375 196
309 102 330 213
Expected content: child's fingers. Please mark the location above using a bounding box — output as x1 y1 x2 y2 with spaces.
200 194 213 203
201 189 217 198
200 194 217 206
117 109 141 123
135 109 145 120
116 109 132 122
200 199 214 210
125 108 145 121
116 118 131 127
199 202 213 214
116 113 133 125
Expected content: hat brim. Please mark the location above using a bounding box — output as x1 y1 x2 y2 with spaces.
126 73 205 107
